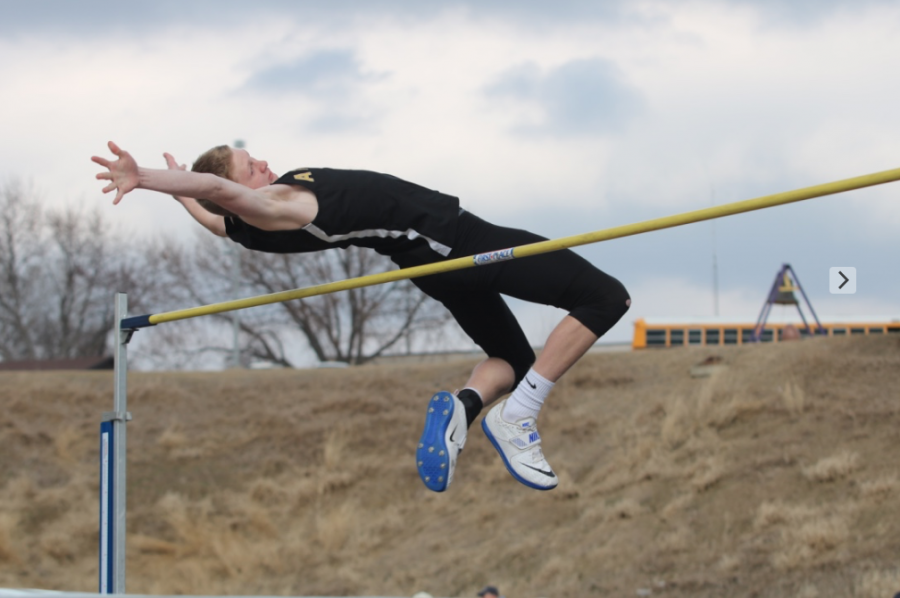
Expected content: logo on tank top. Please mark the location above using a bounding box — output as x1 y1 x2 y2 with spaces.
293 171 315 182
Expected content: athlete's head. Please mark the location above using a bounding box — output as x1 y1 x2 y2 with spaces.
191 145 277 216
191 145 235 216
229 148 277 189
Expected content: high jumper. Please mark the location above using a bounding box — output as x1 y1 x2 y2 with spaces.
93 141 631 492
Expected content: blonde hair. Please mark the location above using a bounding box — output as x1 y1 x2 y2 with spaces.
191 145 237 217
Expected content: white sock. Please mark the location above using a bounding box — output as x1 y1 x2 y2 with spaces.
502 368 554 423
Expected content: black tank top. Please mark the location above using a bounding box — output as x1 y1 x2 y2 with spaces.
224 168 460 258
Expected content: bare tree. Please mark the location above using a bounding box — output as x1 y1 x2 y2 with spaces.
0 181 45 360
148 231 454 367
240 245 451 365
0 179 460 369
0 181 154 361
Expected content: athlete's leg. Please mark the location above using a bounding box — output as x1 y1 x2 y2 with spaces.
445 212 631 489
461 357 515 405
499 269 630 424
410 276 535 415
412 211 631 423
498 316 602 424
404 210 631 490
533 314 601 381
451 301 607 399
479 313 605 491
409 278 535 493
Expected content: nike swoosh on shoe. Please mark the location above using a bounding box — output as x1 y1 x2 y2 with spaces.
522 463 556 478
417 391 466 492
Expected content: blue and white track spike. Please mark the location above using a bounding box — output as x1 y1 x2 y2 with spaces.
416 391 467 492
481 398 558 491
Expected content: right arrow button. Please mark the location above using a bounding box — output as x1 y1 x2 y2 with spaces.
830 267 856 294
838 271 849 289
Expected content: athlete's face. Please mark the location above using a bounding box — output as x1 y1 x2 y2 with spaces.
230 148 278 189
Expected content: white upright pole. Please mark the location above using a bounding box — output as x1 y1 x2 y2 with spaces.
100 293 132 593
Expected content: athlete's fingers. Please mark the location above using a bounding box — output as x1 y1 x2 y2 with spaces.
163 152 185 170
91 155 110 167
108 140 121 155
102 182 116 194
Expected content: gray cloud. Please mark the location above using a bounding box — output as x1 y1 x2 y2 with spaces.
241 49 380 98
485 58 644 137
238 49 387 134
1 0 884 38
0 1 245 37
727 0 875 26
0 1 625 37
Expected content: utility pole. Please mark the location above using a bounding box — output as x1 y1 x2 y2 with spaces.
710 183 720 317
230 139 245 368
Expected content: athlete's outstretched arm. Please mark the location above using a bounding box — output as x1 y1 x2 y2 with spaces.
93 141 248 206
162 152 227 237
93 141 275 219
93 141 315 231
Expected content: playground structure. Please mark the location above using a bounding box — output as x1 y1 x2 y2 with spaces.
99 166 900 594
752 263 824 342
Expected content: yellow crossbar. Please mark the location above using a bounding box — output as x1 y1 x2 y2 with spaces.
131 166 900 328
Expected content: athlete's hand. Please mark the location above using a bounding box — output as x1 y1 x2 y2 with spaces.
163 152 186 172
163 152 192 204
91 141 139 205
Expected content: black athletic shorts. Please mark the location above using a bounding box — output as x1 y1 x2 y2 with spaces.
392 210 630 385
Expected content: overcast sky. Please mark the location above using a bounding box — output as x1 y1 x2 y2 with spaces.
1 0 898 353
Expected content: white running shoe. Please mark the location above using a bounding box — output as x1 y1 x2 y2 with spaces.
416 391 467 492
481 399 558 490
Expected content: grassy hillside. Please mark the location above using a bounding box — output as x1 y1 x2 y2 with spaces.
0 335 898 598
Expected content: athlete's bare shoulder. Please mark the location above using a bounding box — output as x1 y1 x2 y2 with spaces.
249 182 319 231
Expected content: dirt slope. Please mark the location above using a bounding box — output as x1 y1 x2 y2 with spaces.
0 335 898 598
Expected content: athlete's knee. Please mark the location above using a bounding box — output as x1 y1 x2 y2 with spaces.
568 274 631 338
605 276 631 320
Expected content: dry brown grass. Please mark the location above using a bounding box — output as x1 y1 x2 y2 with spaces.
855 568 900 598
802 449 861 482
858 475 899 501
780 380 806 415
0 335 898 597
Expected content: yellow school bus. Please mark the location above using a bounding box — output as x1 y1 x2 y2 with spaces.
632 317 900 349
